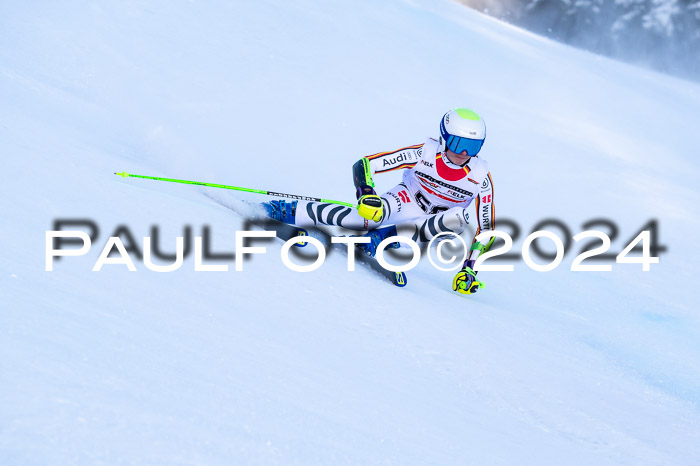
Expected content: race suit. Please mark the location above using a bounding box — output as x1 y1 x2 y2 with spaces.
291 137 495 261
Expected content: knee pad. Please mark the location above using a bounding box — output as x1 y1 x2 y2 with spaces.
404 207 469 243
437 207 470 234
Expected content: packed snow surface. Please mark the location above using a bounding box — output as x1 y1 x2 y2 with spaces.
2 0 699 464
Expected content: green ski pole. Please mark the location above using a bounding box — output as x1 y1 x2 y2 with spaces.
114 172 355 208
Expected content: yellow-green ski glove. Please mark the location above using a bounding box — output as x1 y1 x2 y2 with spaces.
357 194 384 222
453 266 484 295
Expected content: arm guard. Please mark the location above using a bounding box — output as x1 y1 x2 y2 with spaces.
352 157 376 199
465 236 496 271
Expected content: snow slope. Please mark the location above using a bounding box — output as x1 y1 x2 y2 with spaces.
2 0 700 464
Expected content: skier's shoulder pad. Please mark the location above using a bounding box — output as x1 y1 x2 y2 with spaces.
467 157 491 187
421 137 439 158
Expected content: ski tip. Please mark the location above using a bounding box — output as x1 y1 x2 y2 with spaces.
394 272 407 287
293 229 309 247
115 171 129 178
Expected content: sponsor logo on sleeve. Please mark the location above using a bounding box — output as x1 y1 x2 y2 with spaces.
481 204 491 230
480 177 490 192
382 153 409 167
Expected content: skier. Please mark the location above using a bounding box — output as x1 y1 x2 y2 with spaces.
265 108 495 295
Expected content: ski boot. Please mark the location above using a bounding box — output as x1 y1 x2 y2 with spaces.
263 200 297 224
356 225 400 257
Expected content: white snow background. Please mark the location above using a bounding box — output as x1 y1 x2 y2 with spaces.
1 0 700 464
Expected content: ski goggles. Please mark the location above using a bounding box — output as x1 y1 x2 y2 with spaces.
445 134 484 156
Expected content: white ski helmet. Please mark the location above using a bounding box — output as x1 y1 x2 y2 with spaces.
439 108 486 157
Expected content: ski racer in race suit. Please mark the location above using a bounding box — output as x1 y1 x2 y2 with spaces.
266 108 495 295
